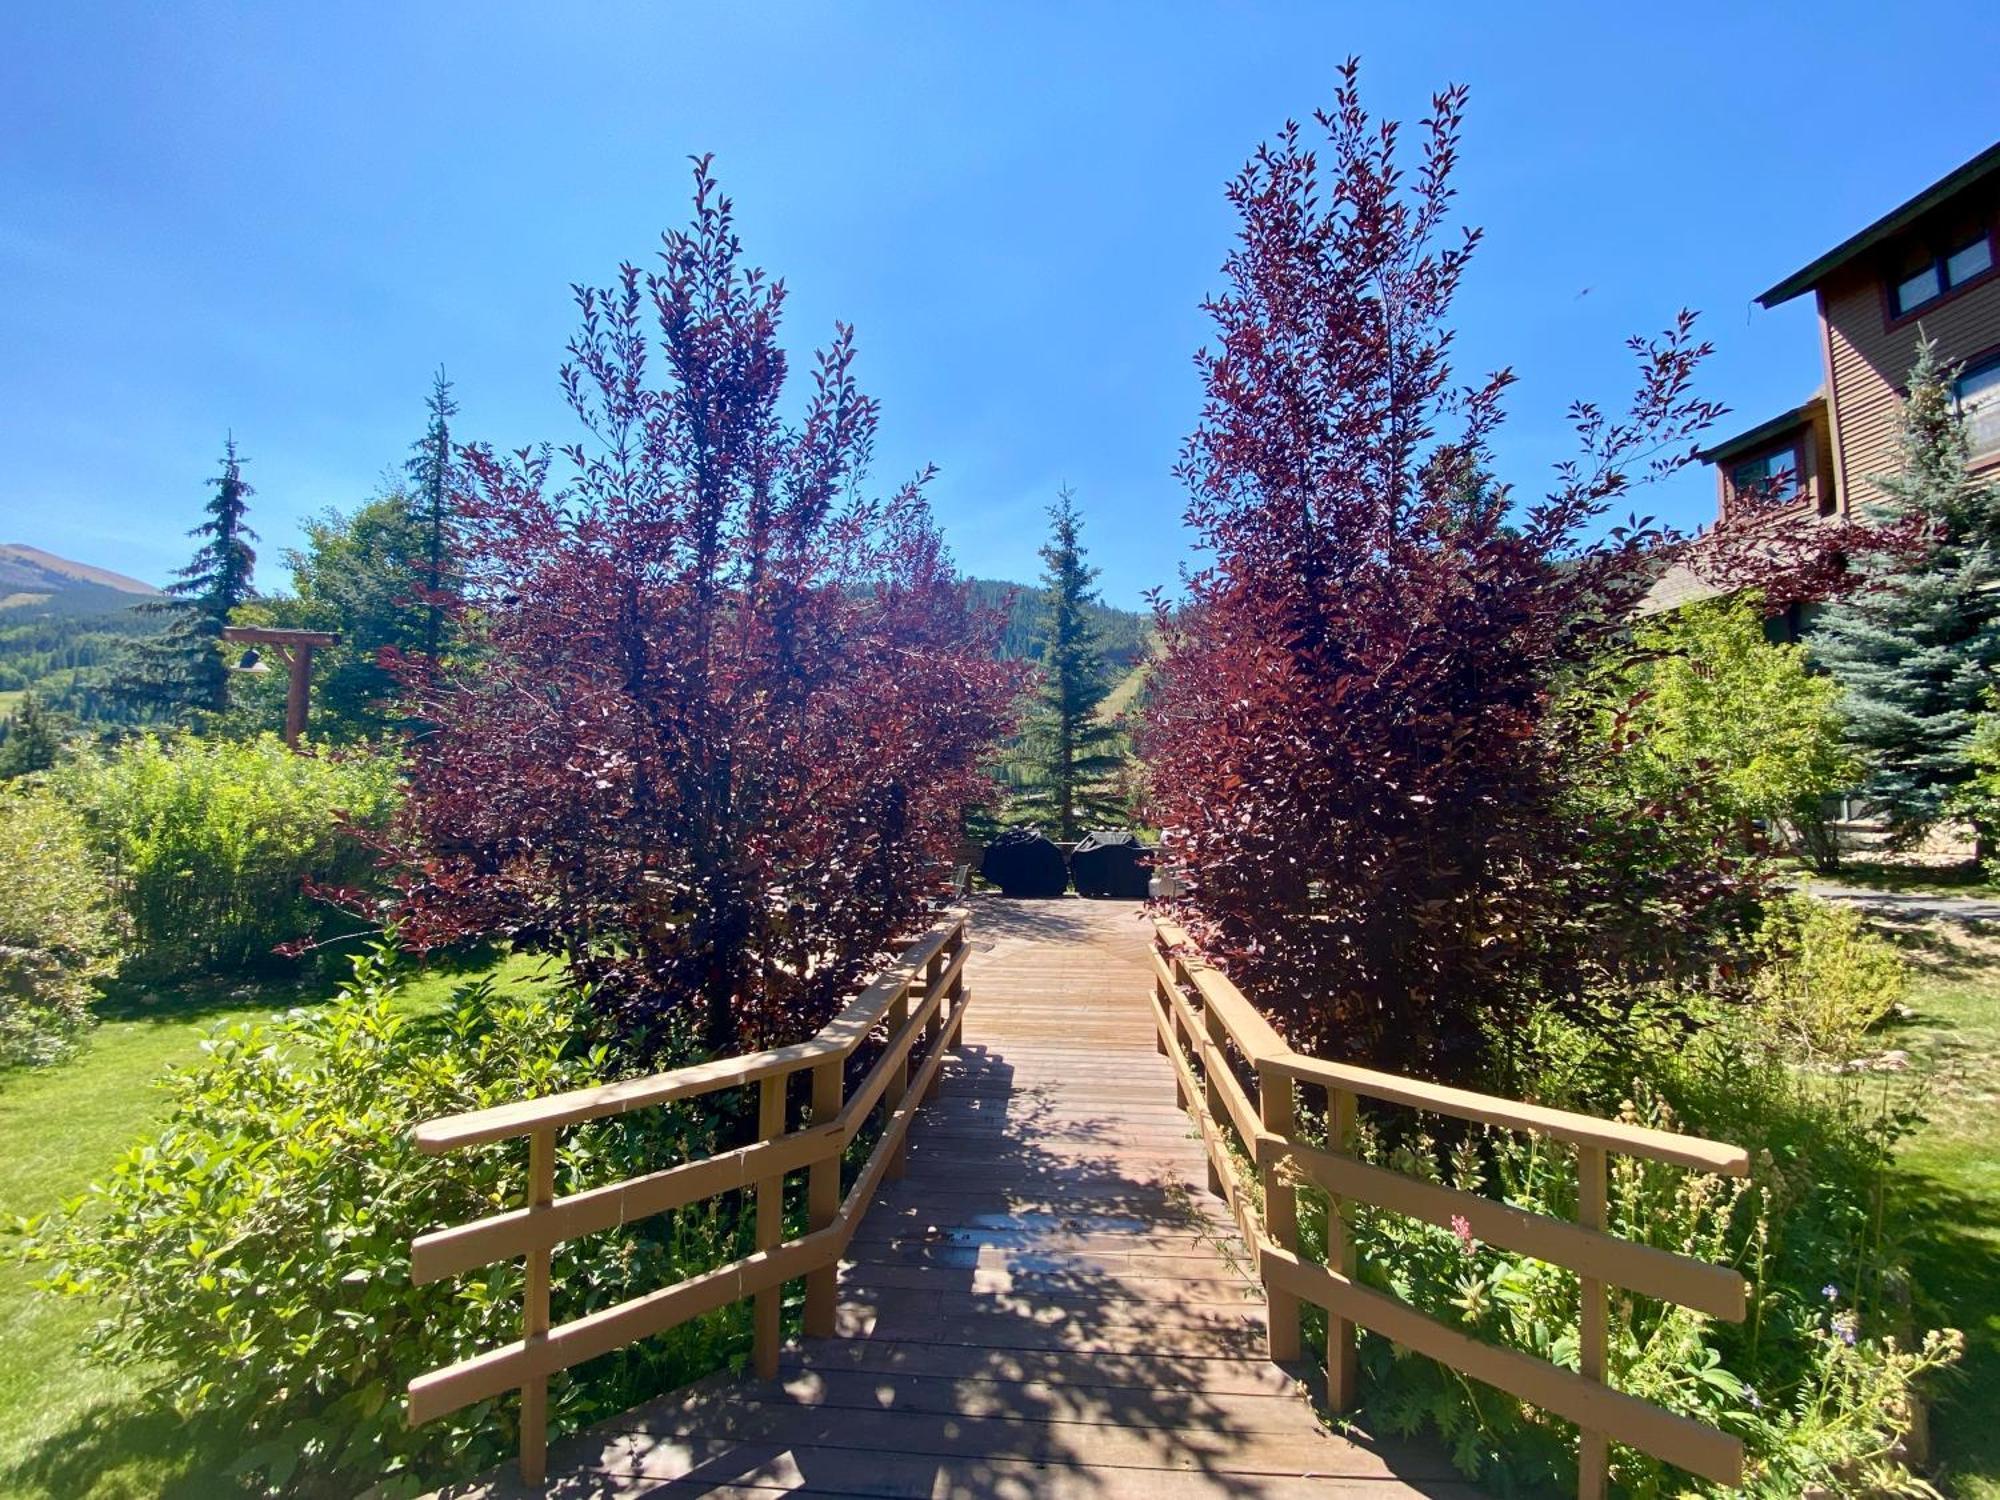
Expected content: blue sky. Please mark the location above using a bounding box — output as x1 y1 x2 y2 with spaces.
3 4 1995 607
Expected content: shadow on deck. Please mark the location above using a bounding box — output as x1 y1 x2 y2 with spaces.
434 897 1474 1498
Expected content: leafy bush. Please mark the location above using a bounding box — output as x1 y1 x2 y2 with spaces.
1290 1064 1959 1496
1747 894 1908 1063
19 949 750 1496
1609 594 1856 860
55 733 399 977
387 159 1016 1057
0 789 117 1068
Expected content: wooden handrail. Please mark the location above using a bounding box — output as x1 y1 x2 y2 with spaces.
402 909 972 1485
1149 919 1748 1495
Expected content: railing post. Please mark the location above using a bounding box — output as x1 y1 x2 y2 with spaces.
519 1125 556 1484
1201 986 1227 1197
884 980 911 1180
1577 1144 1609 1499
1257 1061 1301 1362
921 944 946 1104
1326 1087 1358 1411
805 1056 844 1337
753 1070 786 1378
1169 955 1191 1110
1152 942 1169 1056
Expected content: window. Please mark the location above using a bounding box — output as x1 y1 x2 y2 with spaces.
1731 445 1803 503
1958 354 2000 460
1890 229 1997 316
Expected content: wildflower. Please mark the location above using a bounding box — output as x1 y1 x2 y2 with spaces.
1450 1214 1476 1256
1744 1385 1762 1411
1821 1283 1839 1302
1832 1310 1858 1346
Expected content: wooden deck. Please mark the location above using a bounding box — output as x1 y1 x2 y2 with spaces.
437 898 1475 1498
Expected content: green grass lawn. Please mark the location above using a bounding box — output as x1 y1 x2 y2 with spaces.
0 953 547 1500
1788 855 2000 900
1879 921 2000 1497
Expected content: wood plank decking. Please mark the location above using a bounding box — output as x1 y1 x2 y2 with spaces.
438 897 1474 1498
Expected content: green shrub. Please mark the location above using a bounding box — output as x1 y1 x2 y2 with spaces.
1309 1107 1956 1496
1749 894 1908 1063
1307 997 1957 1497
17 949 752 1496
55 733 400 977
0 789 118 1069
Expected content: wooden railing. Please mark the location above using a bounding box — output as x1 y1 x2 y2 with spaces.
402 909 972 1484
1149 919 1750 1497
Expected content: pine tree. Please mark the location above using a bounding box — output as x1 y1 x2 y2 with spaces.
1008 489 1129 839
1810 337 2000 844
119 438 260 722
0 692 64 778
406 369 458 670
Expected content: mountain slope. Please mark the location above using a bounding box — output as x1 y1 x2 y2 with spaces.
0 544 158 599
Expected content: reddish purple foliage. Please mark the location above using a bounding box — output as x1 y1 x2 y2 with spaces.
386 159 1018 1054
1143 66 1769 1082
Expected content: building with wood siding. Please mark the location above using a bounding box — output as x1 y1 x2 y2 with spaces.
1705 140 2000 524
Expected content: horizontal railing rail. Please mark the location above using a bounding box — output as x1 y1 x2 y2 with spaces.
1149 918 1750 1498
402 908 972 1485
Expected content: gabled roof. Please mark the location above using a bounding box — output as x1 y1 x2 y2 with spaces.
1757 140 2000 309
1696 395 1824 465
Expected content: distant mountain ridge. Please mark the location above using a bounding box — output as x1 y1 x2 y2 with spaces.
0 544 163 722
1 543 160 609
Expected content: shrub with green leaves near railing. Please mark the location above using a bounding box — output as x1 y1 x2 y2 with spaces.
16 948 755 1497
0 787 119 1069
1278 987 1958 1498
54 732 400 978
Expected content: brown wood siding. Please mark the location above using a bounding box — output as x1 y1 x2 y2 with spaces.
1822 221 2000 510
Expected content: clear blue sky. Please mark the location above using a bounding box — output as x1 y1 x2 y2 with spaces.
3 3 1995 607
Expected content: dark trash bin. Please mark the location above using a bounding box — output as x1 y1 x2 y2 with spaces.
981 828 1069 898
1069 829 1152 899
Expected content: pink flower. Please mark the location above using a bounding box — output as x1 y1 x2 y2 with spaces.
1451 1214 1476 1256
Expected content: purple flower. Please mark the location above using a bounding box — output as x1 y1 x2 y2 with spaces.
1450 1214 1476 1256
1821 1283 1839 1302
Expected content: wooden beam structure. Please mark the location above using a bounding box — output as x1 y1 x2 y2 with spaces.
220 626 337 746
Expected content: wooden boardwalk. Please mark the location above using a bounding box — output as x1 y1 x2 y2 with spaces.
442 898 1473 1498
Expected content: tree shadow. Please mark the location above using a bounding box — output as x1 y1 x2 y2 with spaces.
0 1392 241 1500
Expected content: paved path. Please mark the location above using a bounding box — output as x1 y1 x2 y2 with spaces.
448 897 1470 1498
1807 881 2000 925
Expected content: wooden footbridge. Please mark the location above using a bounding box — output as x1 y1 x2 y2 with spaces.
409 898 1751 1499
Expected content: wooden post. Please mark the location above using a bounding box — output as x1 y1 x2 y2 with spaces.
884 982 910 1180
1258 1062 1301 1362
1326 1087 1358 1411
1201 995 1227 1197
921 946 945 1104
753 1071 786 1378
804 1057 844 1337
1577 1144 1609 1500
519 1125 556 1485
1166 956 1188 1110
283 644 313 746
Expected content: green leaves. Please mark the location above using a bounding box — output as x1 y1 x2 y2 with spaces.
17 945 750 1494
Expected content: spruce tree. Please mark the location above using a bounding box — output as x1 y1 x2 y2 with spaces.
1810 337 2000 844
119 437 260 722
0 692 63 778
407 369 458 670
1009 489 1128 839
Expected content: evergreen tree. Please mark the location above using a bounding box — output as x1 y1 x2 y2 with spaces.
407 369 459 670
1008 489 1128 839
1811 337 2000 844
119 438 259 722
0 692 64 778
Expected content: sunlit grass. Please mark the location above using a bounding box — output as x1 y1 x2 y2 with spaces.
1880 920 2000 1496
0 951 547 1500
